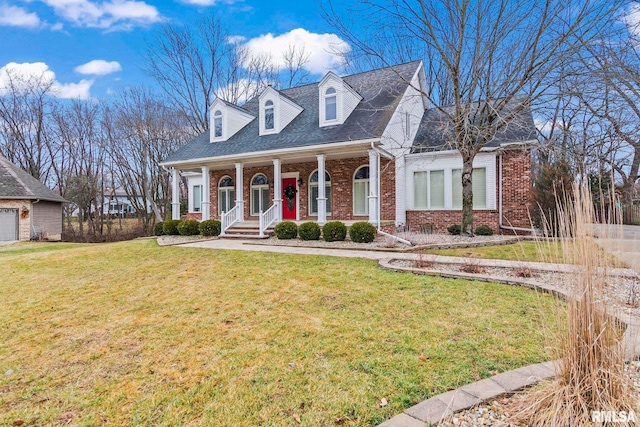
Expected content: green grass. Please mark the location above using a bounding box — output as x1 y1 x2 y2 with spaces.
0 240 559 426
427 241 561 263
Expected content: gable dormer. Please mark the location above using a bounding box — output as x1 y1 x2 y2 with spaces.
318 72 363 127
258 86 304 136
209 98 255 143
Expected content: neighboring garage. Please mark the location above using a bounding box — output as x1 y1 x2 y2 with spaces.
0 155 67 241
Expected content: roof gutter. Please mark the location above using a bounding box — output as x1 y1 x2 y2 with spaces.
160 138 382 168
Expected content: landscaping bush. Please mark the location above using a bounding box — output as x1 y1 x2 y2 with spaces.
475 225 494 236
349 221 377 243
178 220 200 236
322 221 347 242
162 219 181 236
447 224 462 235
275 221 298 239
153 222 165 236
298 222 321 240
199 219 221 237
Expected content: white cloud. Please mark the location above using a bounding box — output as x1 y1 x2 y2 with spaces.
39 0 162 30
179 0 217 5
75 59 122 75
0 4 41 28
0 62 93 99
240 28 351 75
215 78 262 105
226 35 246 45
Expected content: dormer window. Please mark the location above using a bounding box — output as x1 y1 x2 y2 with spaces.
213 110 223 138
325 88 337 121
264 100 275 130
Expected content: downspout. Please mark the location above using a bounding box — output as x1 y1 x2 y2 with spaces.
498 152 536 234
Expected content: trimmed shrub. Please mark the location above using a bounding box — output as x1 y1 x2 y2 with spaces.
153 222 165 236
199 219 221 237
275 221 298 239
323 221 347 242
298 222 321 241
349 221 377 243
475 225 494 236
163 219 181 236
447 224 462 235
178 219 200 236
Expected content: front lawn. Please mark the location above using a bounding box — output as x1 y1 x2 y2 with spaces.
0 240 558 426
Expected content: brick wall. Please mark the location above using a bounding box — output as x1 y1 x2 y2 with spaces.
406 147 532 234
0 199 31 241
205 156 395 222
185 212 202 221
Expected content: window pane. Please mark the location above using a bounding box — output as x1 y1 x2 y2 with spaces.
220 176 233 187
310 185 318 215
326 185 332 214
252 188 259 215
452 169 462 209
354 181 369 215
252 174 267 186
214 118 222 138
430 170 445 209
265 108 274 130
326 96 337 121
261 188 270 211
355 166 369 180
193 185 202 212
219 190 226 213
414 172 428 209
472 168 487 209
230 190 235 209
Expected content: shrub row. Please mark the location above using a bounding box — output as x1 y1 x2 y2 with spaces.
447 224 494 236
274 221 376 243
155 219 222 237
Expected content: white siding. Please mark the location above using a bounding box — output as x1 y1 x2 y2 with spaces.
209 99 255 142
395 155 407 226
187 175 203 213
258 87 303 135
318 73 362 127
278 98 303 131
404 151 497 211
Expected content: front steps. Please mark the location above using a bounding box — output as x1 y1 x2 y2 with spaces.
221 222 273 239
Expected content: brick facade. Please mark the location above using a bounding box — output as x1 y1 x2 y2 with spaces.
406 147 532 234
205 156 395 222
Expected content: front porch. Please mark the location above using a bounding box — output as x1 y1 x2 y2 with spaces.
172 148 397 236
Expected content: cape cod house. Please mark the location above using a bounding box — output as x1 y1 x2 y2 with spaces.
161 61 536 237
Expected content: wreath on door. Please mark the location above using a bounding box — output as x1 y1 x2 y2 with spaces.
284 183 296 211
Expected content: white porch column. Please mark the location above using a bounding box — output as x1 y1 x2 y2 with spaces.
201 166 210 221
235 162 244 222
273 159 282 222
317 154 327 225
171 168 180 220
368 150 379 224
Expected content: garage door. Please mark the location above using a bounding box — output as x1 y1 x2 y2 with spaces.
0 208 18 241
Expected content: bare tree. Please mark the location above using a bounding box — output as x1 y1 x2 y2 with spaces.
282 44 311 88
325 0 621 235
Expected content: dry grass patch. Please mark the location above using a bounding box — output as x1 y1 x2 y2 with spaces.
0 240 558 426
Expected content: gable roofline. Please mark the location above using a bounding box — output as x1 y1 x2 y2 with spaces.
211 98 255 119
318 70 363 101
0 155 67 203
258 85 304 112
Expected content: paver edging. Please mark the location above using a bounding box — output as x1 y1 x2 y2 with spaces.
377 259 640 427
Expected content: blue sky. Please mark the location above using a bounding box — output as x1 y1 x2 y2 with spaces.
0 0 352 99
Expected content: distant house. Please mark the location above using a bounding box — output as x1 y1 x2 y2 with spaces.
102 188 152 216
0 155 67 241
161 61 536 237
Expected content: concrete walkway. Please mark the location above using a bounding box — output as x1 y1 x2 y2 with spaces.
593 224 640 275
180 238 637 277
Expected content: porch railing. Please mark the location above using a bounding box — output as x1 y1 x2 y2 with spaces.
259 203 278 237
221 205 241 235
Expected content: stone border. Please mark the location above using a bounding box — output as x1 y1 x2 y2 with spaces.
377 259 640 427
156 235 218 247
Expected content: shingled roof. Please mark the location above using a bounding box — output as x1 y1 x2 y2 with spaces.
163 61 422 164
0 155 66 203
412 96 537 153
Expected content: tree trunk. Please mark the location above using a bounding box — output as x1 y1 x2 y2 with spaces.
461 156 474 236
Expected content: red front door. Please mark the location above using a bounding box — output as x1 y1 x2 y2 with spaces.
282 178 297 220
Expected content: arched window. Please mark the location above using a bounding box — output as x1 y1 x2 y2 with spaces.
309 170 331 216
218 176 235 214
213 110 223 138
264 100 275 130
325 87 337 121
353 166 370 215
250 173 270 216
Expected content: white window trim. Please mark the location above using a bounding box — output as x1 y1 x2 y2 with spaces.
308 169 332 217
212 110 223 140
319 82 343 127
353 165 370 216
218 175 235 215
260 98 278 135
250 173 270 216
